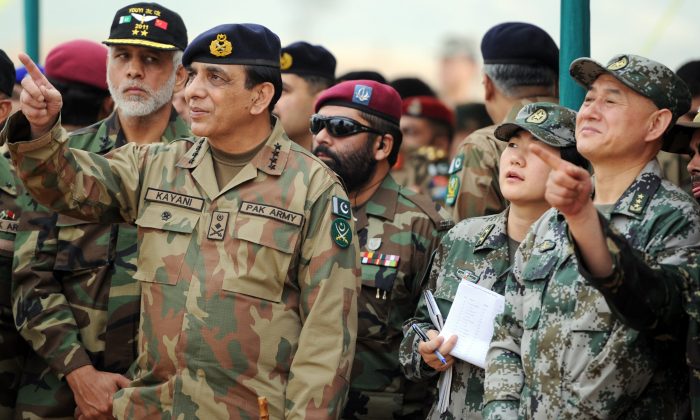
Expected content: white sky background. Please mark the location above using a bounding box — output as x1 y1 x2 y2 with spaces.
0 0 698 89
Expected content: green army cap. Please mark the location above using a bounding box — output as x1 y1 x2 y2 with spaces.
662 112 700 154
570 54 692 121
494 102 576 148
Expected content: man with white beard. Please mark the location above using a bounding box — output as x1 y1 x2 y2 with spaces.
8 3 190 419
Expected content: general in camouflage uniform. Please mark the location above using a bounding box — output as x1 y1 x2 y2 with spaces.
0 48 28 419
311 80 453 419
10 4 191 418
445 22 560 222
4 22 359 419
484 54 699 419
401 103 583 420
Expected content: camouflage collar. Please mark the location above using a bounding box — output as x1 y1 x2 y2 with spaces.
177 118 291 177
570 159 662 222
474 209 509 252
72 107 190 154
364 175 400 221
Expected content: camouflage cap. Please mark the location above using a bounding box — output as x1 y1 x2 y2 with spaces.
570 54 692 121
662 112 700 154
494 102 576 148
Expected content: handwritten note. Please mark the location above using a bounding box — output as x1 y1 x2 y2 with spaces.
438 280 505 369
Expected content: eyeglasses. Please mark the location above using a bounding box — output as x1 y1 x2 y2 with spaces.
309 114 384 138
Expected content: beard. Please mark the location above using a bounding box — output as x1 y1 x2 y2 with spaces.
108 69 176 117
313 137 377 193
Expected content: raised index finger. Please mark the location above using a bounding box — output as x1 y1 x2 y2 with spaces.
18 53 49 86
529 143 565 170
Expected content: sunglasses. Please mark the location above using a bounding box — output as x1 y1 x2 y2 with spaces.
309 114 384 138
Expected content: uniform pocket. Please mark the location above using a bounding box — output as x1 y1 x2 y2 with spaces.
520 253 558 330
134 204 199 285
222 212 301 302
357 264 398 341
54 215 111 270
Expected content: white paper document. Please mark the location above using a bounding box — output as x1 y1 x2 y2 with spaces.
438 280 505 369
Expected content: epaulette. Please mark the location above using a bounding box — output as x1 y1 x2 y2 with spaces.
399 187 454 232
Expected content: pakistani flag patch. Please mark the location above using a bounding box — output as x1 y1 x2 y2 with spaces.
332 195 352 219
119 15 132 24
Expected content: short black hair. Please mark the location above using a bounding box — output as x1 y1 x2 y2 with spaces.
299 74 334 95
677 60 700 98
360 110 402 166
49 78 110 127
560 145 590 170
244 65 282 112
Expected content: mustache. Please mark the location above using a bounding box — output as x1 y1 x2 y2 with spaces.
312 145 340 165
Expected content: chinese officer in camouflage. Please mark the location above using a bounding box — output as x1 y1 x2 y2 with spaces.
4 22 359 419
484 54 699 419
401 103 587 420
274 41 336 151
393 96 454 203
446 22 559 221
312 80 453 419
9 3 191 419
0 48 30 419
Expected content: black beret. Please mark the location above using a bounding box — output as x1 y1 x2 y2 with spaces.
481 22 559 73
336 70 386 84
280 41 336 79
0 49 15 97
103 2 187 51
183 23 281 68
390 77 436 99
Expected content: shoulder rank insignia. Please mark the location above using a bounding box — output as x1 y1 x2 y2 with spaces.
361 251 399 268
475 224 495 247
448 153 464 174
537 239 556 253
331 218 352 248
628 192 647 214
332 195 352 219
445 174 460 206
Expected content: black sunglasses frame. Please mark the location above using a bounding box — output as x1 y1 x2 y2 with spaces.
309 114 384 138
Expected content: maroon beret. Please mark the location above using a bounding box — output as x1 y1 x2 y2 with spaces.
314 79 402 125
402 96 455 128
45 39 109 91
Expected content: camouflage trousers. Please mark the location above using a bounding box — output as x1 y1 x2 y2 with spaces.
0 304 27 419
13 351 76 420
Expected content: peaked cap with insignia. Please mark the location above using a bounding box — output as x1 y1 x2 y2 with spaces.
570 54 691 122
103 2 188 51
494 102 577 148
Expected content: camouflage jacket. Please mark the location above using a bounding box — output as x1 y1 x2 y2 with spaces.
392 146 451 204
400 210 510 420
11 109 190 379
484 160 699 419
446 125 507 222
3 114 360 420
446 97 558 222
343 175 452 419
0 152 29 417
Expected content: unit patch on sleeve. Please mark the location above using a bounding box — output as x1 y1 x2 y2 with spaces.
332 195 352 219
331 218 352 248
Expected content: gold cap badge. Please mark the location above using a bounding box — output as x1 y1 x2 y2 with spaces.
607 56 628 71
280 52 293 70
210 34 233 57
525 108 548 124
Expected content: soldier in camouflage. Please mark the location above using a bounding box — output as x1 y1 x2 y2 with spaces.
484 54 700 419
8 4 191 419
400 103 585 420
0 48 30 419
311 80 453 419
664 112 700 203
446 22 559 222
393 96 454 204
4 22 359 419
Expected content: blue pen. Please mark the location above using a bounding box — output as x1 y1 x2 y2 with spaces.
411 323 447 365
